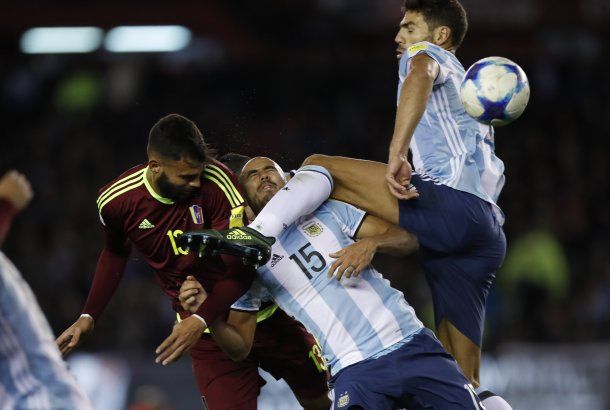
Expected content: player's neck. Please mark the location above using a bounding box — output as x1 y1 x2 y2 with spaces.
144 167 167 200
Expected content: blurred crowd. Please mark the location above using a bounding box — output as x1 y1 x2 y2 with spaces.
0 1 608 363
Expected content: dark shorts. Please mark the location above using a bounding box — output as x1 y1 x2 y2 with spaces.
329 329 483 410
398 175 506 346
189 309 328 409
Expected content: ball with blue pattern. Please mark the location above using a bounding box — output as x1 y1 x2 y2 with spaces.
460 57 530 127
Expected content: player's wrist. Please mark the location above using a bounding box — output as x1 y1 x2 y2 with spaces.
79 313 95 323
191 314 207 329
77 313 95 332
388 144 407 159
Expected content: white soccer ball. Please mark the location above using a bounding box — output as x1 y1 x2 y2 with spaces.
460 56 530 126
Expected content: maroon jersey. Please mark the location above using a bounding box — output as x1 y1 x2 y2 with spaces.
0 199 18 247
82 160 253 324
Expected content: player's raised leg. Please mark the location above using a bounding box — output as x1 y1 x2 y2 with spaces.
302 154 403 225
187 156 400 264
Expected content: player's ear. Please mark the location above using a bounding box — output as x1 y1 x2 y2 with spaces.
433 25 451 47
148 159 162 174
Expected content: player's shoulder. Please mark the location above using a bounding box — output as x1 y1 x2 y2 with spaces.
406 41 454 63
203 159 239 185
201 159 245 208
97 163 147 214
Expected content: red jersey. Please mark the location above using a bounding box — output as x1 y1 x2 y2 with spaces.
82 160 254 324
0 199 18 247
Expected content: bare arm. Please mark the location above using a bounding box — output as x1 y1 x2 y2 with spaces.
386 53 438 198
0 170 33 247
56 228 130 357
154 264 255 366
389 53 438 158
209 310 257 361
178 276 257 361
328 214 418 280
355 214 418 256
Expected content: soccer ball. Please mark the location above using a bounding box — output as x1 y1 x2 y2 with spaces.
460 57 530 126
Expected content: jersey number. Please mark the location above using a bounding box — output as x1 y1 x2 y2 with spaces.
167 229 189 256
308 343 327 372
289 243 326 280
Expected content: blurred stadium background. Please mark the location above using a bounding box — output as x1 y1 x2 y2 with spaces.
1 0 609 408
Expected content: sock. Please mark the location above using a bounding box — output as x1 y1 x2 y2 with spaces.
475 386 512 410
249 165 333 237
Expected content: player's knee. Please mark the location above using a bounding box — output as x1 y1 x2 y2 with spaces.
302 154 331 169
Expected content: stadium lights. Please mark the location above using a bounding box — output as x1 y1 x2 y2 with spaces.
104 26 192 53
20 27 104 54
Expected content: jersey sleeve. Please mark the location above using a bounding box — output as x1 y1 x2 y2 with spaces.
231 279 265 312
202 162 247 230
194 162 254 324
406 41 453 85
82 200 132 321
325 200 367 238
0 199 18 247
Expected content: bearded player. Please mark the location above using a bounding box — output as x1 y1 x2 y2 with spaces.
55 114 330 409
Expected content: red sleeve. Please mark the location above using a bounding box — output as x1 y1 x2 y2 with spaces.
203 161 248 230
0 199 18 247
81 207 131 321
194 162 252 324
195 256 255 325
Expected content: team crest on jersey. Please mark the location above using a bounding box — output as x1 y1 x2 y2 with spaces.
189 205 204 225
337 392 350 408
303 222 323 237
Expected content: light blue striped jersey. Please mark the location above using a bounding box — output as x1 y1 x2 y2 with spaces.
232 200 424 376
0 252 91 409
398 41 506 223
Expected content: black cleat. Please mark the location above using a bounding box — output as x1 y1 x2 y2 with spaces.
179 227 275 267
178 230 224 259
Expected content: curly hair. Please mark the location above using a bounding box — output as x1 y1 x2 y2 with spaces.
403 0 468 48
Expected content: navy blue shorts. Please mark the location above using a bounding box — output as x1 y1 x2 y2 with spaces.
329 329 482 409
398 175 506 346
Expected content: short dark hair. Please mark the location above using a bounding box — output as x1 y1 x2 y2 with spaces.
147 114 212 163
219 153 251 175
403 0 468 49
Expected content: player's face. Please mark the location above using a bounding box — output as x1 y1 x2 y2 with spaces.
240 157 287 214
395 11 434 59
156 157 205 202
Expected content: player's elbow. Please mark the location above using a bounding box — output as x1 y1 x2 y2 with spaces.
226 345 251 362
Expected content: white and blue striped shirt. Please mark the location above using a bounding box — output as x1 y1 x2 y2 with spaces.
232 200 424 376
0 252 91 409
398 41 506 223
